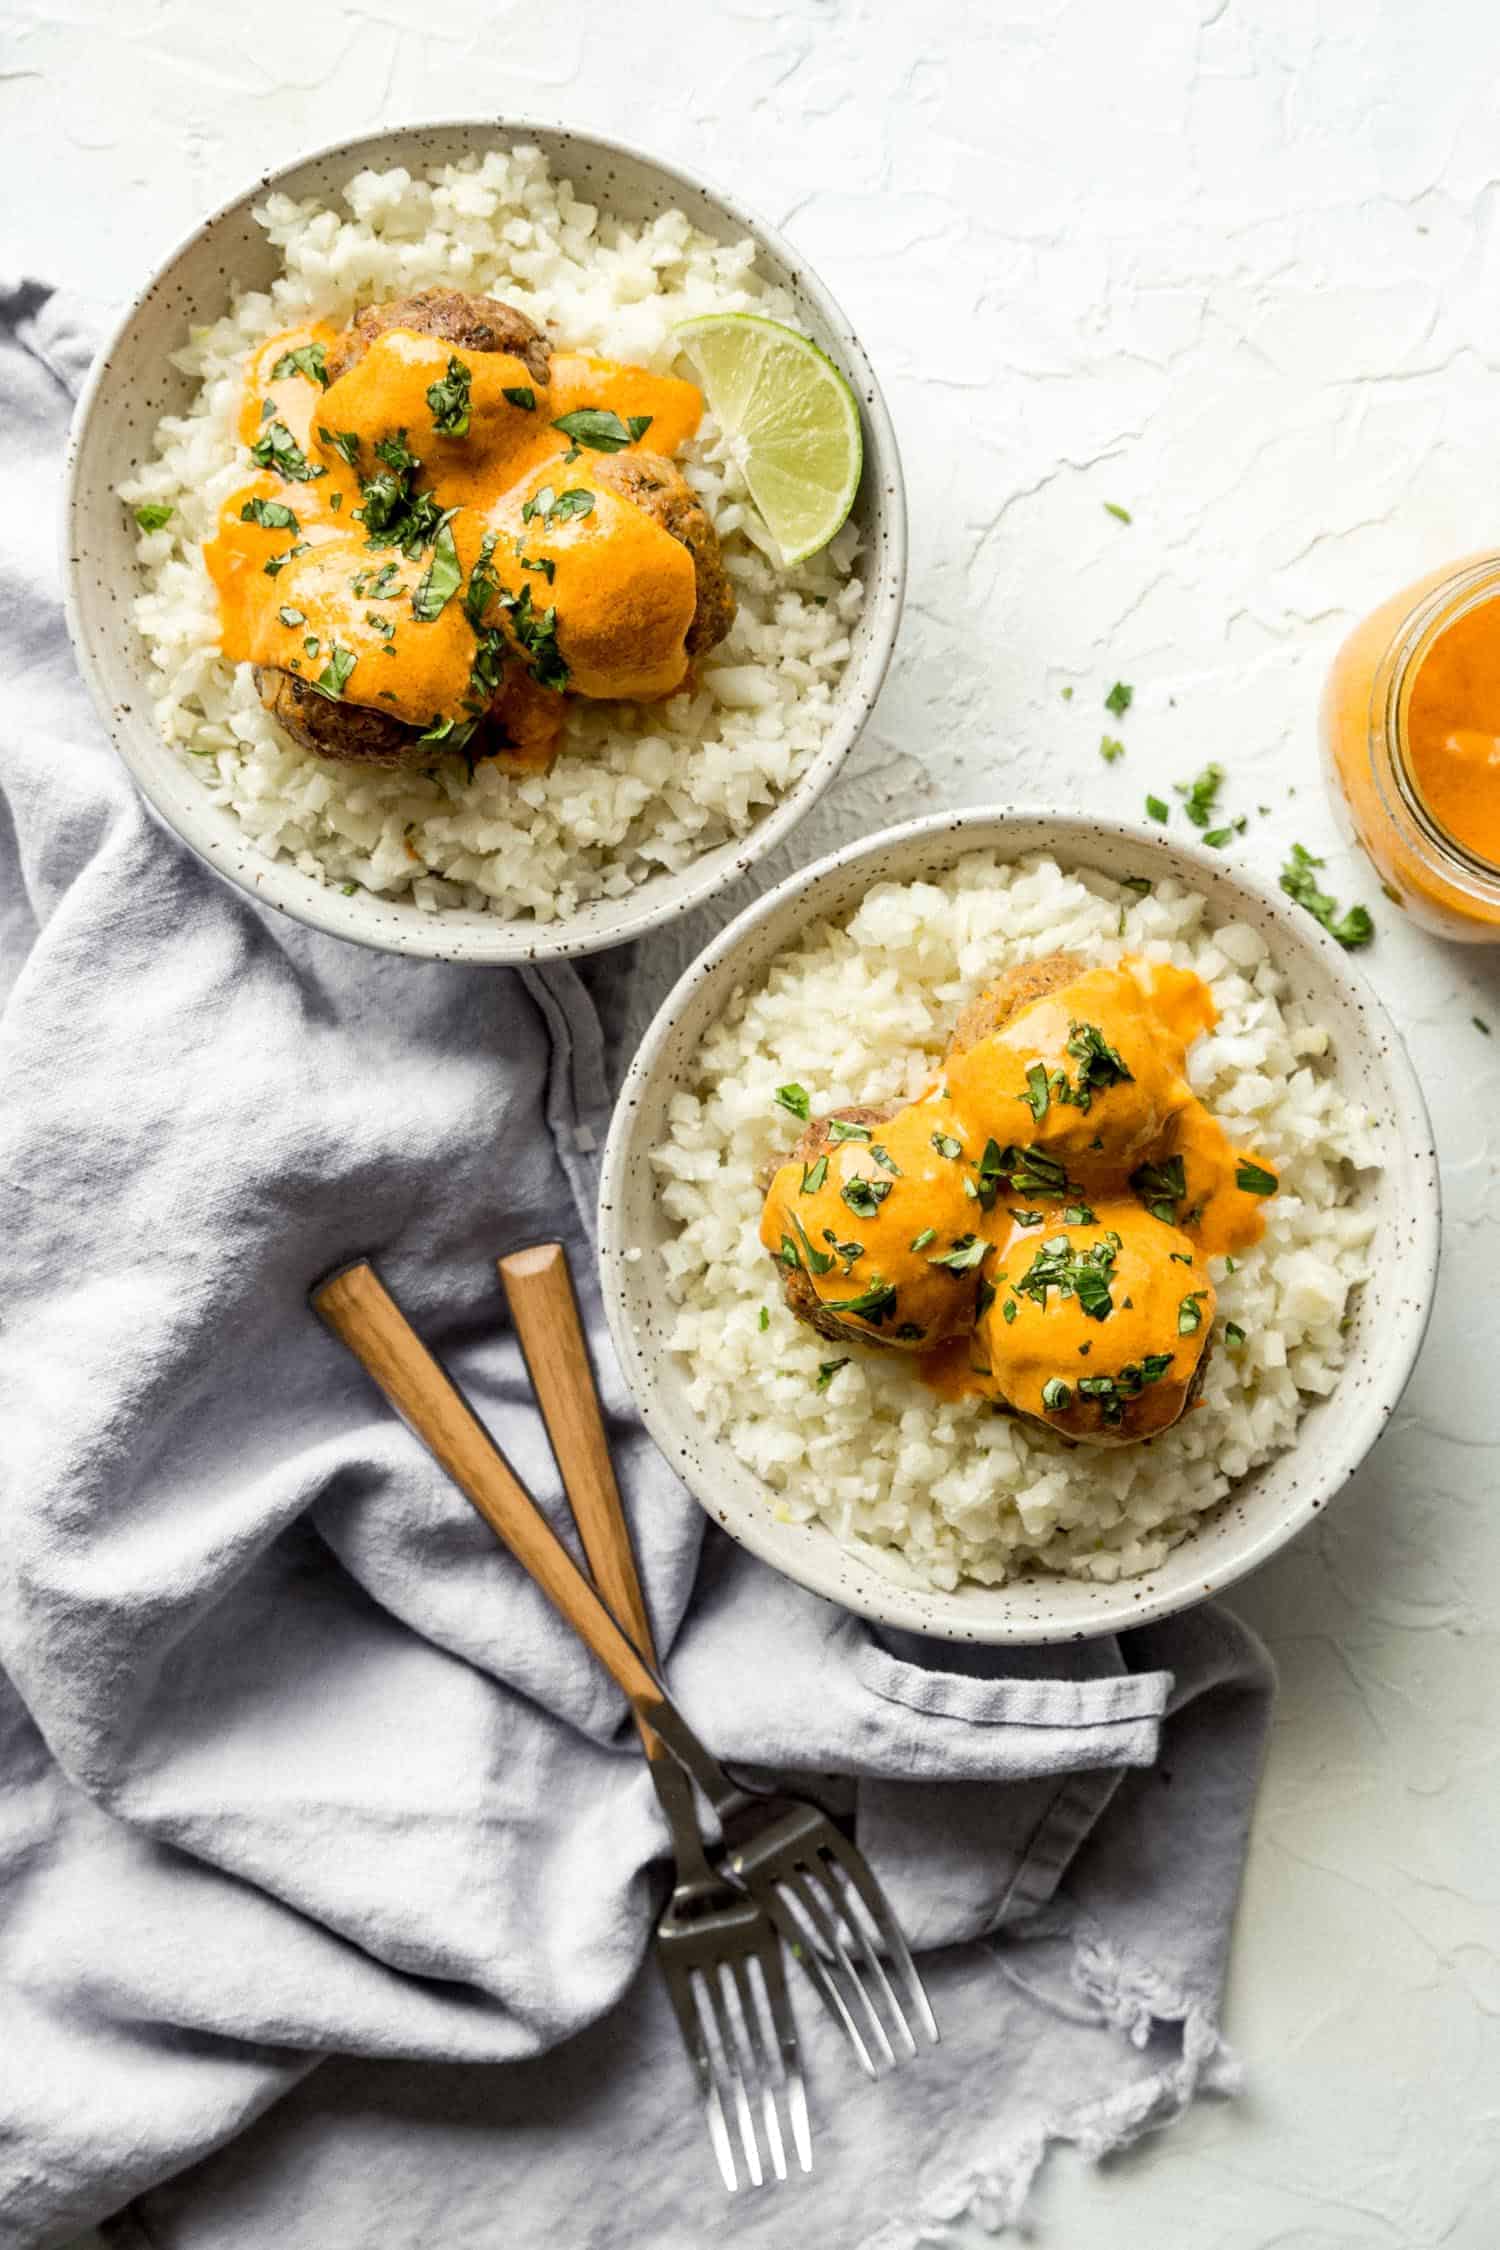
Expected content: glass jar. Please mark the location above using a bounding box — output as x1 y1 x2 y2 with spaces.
1322 552 1500 942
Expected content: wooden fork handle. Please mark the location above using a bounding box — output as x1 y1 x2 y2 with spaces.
499 1241 663 1758
313 1260 670 1724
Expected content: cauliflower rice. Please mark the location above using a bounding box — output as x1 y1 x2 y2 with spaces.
120 147 862 923
652 854 1380 1587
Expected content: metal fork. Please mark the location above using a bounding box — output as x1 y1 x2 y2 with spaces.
498 1244 809 2189
312 1260 937 2112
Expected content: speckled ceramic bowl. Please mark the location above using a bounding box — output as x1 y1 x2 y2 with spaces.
600 808 1440 1643
61 120 905 965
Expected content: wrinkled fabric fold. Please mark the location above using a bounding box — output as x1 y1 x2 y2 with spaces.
0 286 1273 2250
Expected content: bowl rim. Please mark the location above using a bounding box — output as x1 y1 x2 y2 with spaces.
61 113 908 967
598 803 1442 1642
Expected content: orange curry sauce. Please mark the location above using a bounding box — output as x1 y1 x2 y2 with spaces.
759 960 1277 1443
204 324 705 759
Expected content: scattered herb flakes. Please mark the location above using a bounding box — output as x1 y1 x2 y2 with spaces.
340 881 358 896
500 580 568 691
799 1155 828 1195
1103 502 1132 524
909 1227 937 1252
1225 1322 1246 1346
276 605 305 628
1061 1203 1098 1226
551 406 652 453
1002 1297 1018 1323
758 1306 770 1332
1064 1021 1132 1106
1175 761 1224 829
1145 794 1170 824
240 496 299 532
1178 1292 1206 1335
503 385 537 411
1475 1016 1492 1035
931 1131 964 1160
270 341 329 388
302 636 320 658
815 1358 850 1392
549 487 595 522
308 644 356 701
1235 1160 1279 1196
1129 1153 1186 1223
411 519 463 622
1060 685 1074 701
841 1175 891 1218
1010 1208 1045 1227
250 419 325 483
870 1144 901 1174
1104 680 1133 718
774 1084 810 1121
827 1117 871 1144
426 355 473 437
1120 875 1153 896
1279 843 1374 949
132 502 173 532
1041 1377 1072 1413
1100 736 1125 764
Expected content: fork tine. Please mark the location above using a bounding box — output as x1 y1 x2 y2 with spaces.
699 1964 764 2188
819 1827 940 2046
728 1955 787 2182
784 1864 895 2070
660 1954 738 2190
814 1850 916 2060
756 1936 813 2171
759 1877 878 2077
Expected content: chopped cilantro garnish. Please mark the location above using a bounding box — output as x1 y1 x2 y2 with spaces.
1103 502 1132 524
250 420 325 483
1130 1153 1185 1223
551 406 652 453
1022 1062 1050 1122
1015 1231 1120 1321
800 1155 828 1195
816 1358 850 1391
774 1084 810 1121
841 1175 891 1218
1475 1016 1492 1035
1235 1160 1278 1196
270 342 329 388
1145 794 1170 824
503 385 536 411
132 502 173 532
1175 762 1224 829
1178 1292 1206 1335
426 355 472 437
277 605 305 627
308 644 356 701
1041 1378 1072 1413
240 496 299 531
1225 1322 1246 1346
931 1132 964 1160
759 1306 770 1332
319 426 362 468
825 1276 898 1324
870 1144 901 1174
1100 736 1124 763
927 1234 988 1273
1279 843 1374 949
1120 875 1152 896
1104 681 1133 717
411 519 463 622
827 1117 872 1144
909 1227 937 1252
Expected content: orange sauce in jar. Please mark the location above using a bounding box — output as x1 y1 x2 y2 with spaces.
1322 553 1500 940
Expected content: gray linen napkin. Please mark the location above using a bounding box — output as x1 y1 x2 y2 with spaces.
0 286 1273 2250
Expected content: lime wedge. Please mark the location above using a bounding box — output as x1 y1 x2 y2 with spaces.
675 312 862 565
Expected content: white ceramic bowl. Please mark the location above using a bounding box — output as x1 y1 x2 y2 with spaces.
600 808 1440 1643
62 120 906 965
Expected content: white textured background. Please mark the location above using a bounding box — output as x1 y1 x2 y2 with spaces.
11 0 1500 2241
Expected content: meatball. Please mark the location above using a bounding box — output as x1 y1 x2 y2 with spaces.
254 662 562 774
254 666 414 768
323 289 551 387
945 952 1087 1060
768 1104 909 1349
590 452 736 659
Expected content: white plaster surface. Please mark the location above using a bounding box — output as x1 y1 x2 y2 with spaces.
9 0 1500 2240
